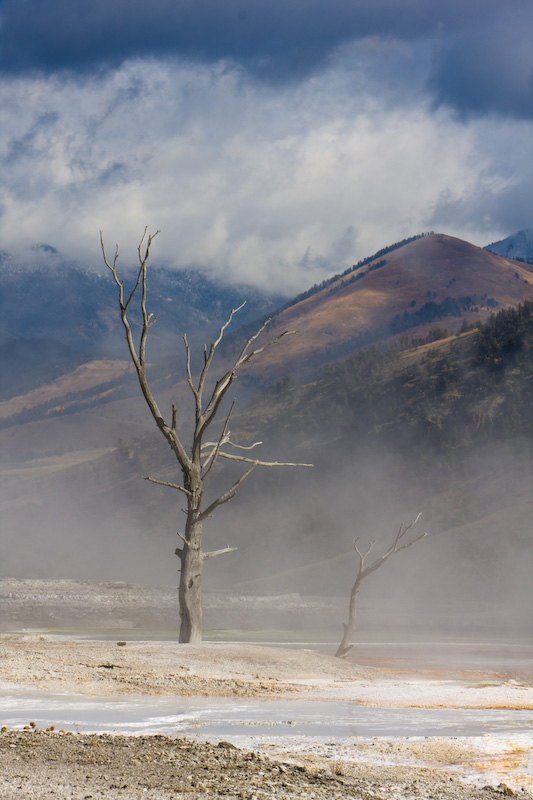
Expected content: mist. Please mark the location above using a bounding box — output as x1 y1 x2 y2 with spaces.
2 381 531 643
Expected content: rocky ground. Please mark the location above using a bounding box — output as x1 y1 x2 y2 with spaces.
0 578 343 632
0 726 523 800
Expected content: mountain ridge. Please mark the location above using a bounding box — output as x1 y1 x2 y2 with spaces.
239 233 533 379
485 228 533 263
3 232 533 441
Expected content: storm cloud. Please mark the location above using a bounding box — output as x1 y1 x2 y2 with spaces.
0 1 532 290
2 0 532 118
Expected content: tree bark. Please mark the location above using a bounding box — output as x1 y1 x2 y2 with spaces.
335 577 362 658
177 466 204 644
177 520 204 644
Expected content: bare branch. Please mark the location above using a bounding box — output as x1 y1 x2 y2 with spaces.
212 452 313 468
225 440 263 451
201 400 236 479
233 316 273 367
397 512 422 543
201 439 262 452
198 465 257 522
200 434 229 463
354 538 375 561
212 302 246 350
197 314 295 438
236 328 296 369
142 475 192 497
101 229 192 473
202 545 238 561
394 530 427 554
123 263 144 313
195 303 246 411
183 334 199 398
138 226 161 263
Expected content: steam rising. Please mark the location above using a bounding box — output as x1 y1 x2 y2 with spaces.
1 399 531 640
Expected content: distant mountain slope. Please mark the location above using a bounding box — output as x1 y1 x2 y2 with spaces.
485 228 533 263
242 233 533 379
4 232 533 442
0 359 135 423
0 261 283 400
0 263 281 347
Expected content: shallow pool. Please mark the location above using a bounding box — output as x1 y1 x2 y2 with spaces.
1 691 532 738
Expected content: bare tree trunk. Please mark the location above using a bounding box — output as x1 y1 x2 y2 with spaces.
335 576 362 658
177 518 204 644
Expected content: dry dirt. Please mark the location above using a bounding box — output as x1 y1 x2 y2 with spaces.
0 636 371 698
1 635 532 800
0 726 522 800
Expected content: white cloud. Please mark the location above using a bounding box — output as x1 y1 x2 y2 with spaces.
0 57 531 292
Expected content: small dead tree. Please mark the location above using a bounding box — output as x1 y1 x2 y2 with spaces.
335 513 427 658
100 228 312 644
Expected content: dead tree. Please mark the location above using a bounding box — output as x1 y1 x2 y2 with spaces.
335 513 427 658
100 228 312 644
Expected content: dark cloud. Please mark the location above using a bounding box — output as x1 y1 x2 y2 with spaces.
430 167 533 239
428 8 533 120
0 1 531 272
1 0 529 116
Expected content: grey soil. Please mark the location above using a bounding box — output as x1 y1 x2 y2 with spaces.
0 728 522 800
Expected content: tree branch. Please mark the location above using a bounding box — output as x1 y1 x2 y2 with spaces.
101 229 192 474
142 475 192 497
183 334 203 423
224 439 263 451
212 452 314 468
200 400 236 479
176 531 188 547
195 304 246 417
235 328 296 369
354 538 375 562
198 465 257 522
197 314 295 437
202 545 238 561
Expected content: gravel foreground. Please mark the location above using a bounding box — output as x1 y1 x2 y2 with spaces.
0 727 525 800
1 636 532 799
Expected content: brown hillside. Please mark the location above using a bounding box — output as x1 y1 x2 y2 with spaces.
245 234 533 379
0 360 134 420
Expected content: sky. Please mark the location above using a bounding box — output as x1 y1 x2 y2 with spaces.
1 0 532 293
